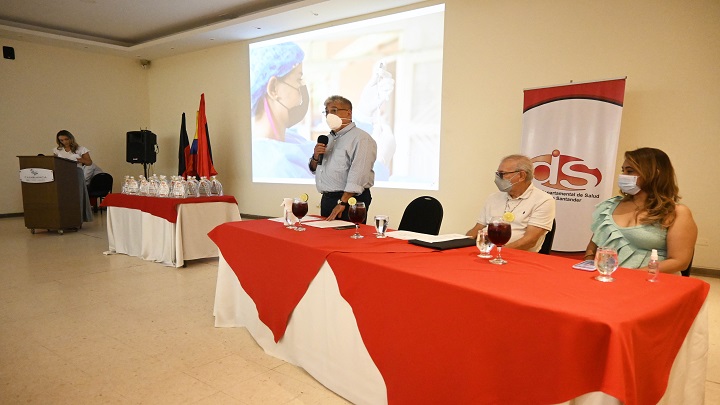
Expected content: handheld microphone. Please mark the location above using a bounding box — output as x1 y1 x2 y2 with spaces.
317 135 329 165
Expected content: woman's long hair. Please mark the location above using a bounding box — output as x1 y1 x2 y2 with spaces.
623 147 680 228
56 130 79 153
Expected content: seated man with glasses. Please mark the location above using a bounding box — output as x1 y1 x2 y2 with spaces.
309 95 377 222
466 154 556 252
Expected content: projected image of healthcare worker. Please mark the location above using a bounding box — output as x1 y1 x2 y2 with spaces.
250 42 315 180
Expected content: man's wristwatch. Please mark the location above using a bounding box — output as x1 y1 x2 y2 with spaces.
337 199 349 207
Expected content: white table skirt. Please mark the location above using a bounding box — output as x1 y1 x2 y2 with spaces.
213 254 708 405
107 202 240 267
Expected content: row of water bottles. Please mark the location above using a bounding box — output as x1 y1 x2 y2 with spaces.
121 174 223 198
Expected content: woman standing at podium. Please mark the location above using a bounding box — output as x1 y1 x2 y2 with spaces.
53 129 104 185
53 130 93 165
52 130 94 222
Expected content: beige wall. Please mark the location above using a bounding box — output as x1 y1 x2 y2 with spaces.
0 39 150 213
2 0 718 268
146 46 248 194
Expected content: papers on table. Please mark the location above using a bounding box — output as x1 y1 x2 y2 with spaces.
385 231 470 243
267 217 353 228
303 220 355 229
267 216 323 223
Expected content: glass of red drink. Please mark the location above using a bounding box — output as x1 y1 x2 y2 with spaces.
291 198 309 231
487 216 512 264
348 202 366 239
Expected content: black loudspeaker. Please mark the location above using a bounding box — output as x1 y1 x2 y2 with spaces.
3 46 15 60
126 130 157 164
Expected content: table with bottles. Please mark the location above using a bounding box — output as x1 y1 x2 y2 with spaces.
209 219 709 405
101 174 240 267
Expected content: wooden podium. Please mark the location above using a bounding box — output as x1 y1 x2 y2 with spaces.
18 156 82 234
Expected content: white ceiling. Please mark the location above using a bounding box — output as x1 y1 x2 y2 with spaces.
0 0 426 60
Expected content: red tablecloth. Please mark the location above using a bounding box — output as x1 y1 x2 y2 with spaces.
101 193 238 223
329 248 708 405
210 220 709 405
208 219 431 342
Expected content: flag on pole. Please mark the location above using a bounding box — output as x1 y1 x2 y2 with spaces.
178 112 192 176
194 93 217 178
521 77 626 251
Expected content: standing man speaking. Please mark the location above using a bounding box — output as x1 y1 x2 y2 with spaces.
309 95 377 222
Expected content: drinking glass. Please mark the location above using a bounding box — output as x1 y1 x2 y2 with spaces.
284 209 296 230
594 247 619 282
348 202 366 239
487 217 512 265
291 198 309 231
374 215 388 238
282 198 296 229
476 228 494 259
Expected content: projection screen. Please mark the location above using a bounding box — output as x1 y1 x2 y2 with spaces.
249 4 444 190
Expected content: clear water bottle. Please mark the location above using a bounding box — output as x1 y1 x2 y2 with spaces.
169 176 177 196
172 176 187 198
122 175 130 194
127 176 139 194
198 176 212 196
210 176 223 196
647 249 659 282
138 175 149 195
157 175 170 197
148 176 159 196
186 177 199 197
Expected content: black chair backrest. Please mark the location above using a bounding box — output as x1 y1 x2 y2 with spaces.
681 252 694 277
88 173 114 198
538 219 556 255
398 196 443 235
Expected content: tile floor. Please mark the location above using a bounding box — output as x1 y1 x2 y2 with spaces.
0 214 718 404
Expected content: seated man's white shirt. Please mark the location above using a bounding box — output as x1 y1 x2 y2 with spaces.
476 183 555 252
83 163 104 186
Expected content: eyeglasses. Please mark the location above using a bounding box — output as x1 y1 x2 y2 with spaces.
495 170 520 178
322 108 349 116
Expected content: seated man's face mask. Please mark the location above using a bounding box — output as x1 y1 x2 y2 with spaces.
494 172 519 192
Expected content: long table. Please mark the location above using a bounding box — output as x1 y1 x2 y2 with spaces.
102 193 240 267
210 220 709 405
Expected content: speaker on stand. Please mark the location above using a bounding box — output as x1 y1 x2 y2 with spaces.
126 130 157 178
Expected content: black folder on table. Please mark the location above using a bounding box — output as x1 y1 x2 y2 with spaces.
408 237 476 250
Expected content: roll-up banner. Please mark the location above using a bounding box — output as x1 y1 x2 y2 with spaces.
521 77 626 251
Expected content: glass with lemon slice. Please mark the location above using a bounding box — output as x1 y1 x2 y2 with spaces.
487 216 512 264
347 198 366 239
292 194 309 231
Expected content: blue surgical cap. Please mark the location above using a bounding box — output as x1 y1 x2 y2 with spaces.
250 42 305 112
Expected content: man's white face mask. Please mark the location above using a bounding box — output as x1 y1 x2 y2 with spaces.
326 113 343 131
